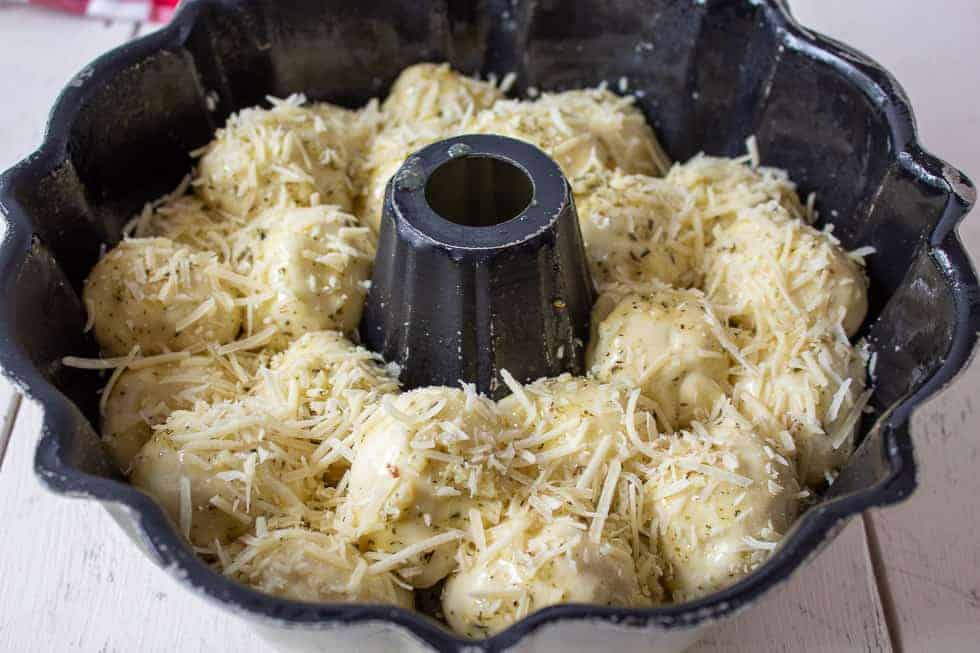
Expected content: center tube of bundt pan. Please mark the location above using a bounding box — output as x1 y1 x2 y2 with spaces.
359 134 596 399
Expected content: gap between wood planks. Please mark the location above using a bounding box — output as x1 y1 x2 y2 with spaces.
864 513 904 653
0 390 22 473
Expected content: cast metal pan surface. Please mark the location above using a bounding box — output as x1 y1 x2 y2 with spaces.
0 0 977 650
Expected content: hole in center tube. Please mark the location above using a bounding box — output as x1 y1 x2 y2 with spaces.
425 155 533 227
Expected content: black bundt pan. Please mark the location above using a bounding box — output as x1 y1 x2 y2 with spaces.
0 0 977 650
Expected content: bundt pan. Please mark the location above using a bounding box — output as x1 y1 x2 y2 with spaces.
0 0 977 651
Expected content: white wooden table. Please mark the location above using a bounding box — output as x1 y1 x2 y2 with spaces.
1 2 977 651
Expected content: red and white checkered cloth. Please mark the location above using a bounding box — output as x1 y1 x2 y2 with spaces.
17 0 179 22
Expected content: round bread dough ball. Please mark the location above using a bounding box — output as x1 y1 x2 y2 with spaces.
355 121 460 232
251 330 399 479
587 289 730 430
361 518 461 589
236 536 414 608
470 88 669 201
356 64 501 232
577 171 691 291
84 238 242 357
195 98 362 217
312 101 381 157
496 375 654 496
128 191 237 258
497 375 639 465
345 386 502 533
735 334 867 486
247 205 375 338
704 204 869 336
665 154 807 232
645 408 801 601
102 358 241 472
130 435 247 547
443 514 652 638
260 330 399 406
132 392 343 547
495 375 667 597
343 386 504 586
382 63 503 127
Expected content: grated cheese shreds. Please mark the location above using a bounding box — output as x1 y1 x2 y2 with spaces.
216 327 277 355
589 458 622 543
98 345 139 416
742 535 779 551
367 530 464 575
576 435 613 491
63 349 189 370
174 297 216 333
179 476 193 540
69 62 872 635
700 300 756 373
83 297 96 333
500 369 536 427
849 245 877 259
84 238 244 357
826 377 853 423
469 508 487 551
678 460 754 488
831 389 873 450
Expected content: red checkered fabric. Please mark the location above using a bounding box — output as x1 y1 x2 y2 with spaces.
27 0 179 22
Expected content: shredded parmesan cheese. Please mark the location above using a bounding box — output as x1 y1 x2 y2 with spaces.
589 458 622 543
367 530 464 575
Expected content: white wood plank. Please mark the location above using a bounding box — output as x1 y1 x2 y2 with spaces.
134 18 165 38
869 372 980 653
791 0 980 248
691 519 891 653
792 2 980 652
0 382 20 473
0 400 263 653
0 7 133 169
0 9 263 652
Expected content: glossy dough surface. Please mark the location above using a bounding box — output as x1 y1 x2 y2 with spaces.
75 64 872 637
